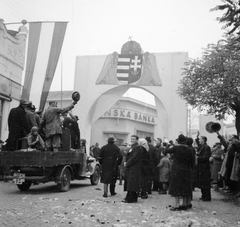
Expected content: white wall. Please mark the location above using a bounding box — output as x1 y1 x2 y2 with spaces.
73 52 188 148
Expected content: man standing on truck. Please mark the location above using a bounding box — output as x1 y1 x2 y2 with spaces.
39 100 77 153
98 135 122 197
6 99 31 151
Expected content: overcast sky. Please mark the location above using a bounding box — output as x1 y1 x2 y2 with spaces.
1 0 226 104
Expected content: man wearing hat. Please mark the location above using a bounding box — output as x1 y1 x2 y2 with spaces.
98 135 122 197
195 135 212 201
6 99 31 151
145 136 158 194
25 102 38 129
31 105 41 127
118 142 129 185
69 115 80 149
40 100 77 153
154 137 165 191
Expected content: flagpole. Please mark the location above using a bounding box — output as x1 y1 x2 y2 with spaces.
4 20 69 25
61 54 63 108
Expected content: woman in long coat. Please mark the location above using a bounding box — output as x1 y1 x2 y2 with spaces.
138 138 151 199
166 134 193 211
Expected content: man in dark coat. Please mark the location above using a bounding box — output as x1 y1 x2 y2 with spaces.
119 142 128 185
25 102 38 129
145 137 158 194
6 99 31 151
154 137 165 191
122 135 143 203
196 135 212 201
31 105 41 127
98 135 122 198
92 142 101 161
68 115 80 149
39 101 77 153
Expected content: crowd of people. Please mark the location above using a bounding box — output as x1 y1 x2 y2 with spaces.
97 133 240 211
2 99 240 209
2 99 80 152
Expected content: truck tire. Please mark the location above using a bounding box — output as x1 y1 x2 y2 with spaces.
90 165 100 185
17 181 31 191
57 167 71 192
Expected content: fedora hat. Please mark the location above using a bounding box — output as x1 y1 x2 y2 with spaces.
145 136 151 143
177 134 186 143
20 99 30 105
107 134 116 142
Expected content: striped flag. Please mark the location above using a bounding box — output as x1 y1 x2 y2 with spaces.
22 22 67 111
117 54 143 84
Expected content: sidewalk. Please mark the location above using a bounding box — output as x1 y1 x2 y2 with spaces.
212 184 240 204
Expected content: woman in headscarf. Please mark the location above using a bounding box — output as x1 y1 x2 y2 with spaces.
138 138 151 199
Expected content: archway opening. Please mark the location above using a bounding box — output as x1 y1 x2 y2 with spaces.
87 85 168 148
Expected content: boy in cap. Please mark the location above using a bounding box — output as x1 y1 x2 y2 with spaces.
27 126 45 151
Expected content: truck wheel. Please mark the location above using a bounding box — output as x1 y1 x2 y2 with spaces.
57 168 71 192
17 181 31 191
90 165 100 185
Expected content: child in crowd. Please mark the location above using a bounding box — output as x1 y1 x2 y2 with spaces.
27 126 45 151
158 150 171 194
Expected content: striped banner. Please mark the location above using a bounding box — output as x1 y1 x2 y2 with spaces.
22 22 67 111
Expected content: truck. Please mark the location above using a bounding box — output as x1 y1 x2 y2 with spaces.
0 92 101 192
0 138 101 192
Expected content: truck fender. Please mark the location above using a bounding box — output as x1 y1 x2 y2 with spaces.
55 165 73 184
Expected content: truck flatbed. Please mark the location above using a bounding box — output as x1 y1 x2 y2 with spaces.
0 150 83 167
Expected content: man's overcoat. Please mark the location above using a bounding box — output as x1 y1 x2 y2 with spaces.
7 105 30 150
196 142 211 189
124 144 143 192
99 143 122 184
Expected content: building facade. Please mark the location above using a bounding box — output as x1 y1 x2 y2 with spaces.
46 91 158 147
0 19 28 141
73 50 189 146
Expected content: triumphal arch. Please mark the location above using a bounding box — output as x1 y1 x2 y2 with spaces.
73 40 188 146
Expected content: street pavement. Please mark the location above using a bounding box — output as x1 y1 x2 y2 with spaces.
0 179 240 227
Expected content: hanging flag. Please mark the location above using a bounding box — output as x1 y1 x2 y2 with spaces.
22 22 67 110
116 54 143 84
